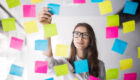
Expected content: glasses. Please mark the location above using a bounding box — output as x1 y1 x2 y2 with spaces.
73 31 89 39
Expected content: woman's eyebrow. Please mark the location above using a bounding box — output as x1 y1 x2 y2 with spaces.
74 31 88 33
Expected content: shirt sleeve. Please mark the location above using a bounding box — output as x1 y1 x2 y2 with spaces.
98 60 106 80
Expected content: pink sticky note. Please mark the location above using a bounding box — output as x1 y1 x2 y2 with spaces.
124 73 137 80
23 5 36 17
89 75 100 80
73 0 86 4
10 37 24 51
106 27 118 39
35 61 48 74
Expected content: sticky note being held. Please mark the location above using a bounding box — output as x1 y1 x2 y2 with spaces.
107 15 119 27
44 24 58 38
6 0 21 8
48 3 60 15
91 0 103 3
23 20 38 34
120 58 133 70
106 68 119 80
74 59 89 74
89 75 99 80
138 47 140 59
9 64 24 77
124 72 137 80
123 20 135 33
35 40 48 51
123 1 139 15
54 64 69 77
23 5 36 17
98 1 113 15
31 0 43 4
112 39 128 55
106 27 118 39
55 44 69 57
35 61 48 74
10 37 24 51
1 18 16 32
73 0 86 4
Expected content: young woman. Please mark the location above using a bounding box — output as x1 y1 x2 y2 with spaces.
38 7 106 80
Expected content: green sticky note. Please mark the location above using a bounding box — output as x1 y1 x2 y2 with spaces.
138 47 140 59
1 18 16 32
54 64 69 77
123 20 135 33
106 68 119 79
107 15 119 27
44 24 58 38
6 0 21 8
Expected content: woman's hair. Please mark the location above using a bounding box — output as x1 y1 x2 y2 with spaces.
67 23 100 77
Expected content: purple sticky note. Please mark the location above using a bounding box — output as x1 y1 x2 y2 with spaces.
124 73 137 80
73 0 86 4
10 37 24 51
23 5 36 17
106 27 118 39
89 75 99 80
35 61 48 74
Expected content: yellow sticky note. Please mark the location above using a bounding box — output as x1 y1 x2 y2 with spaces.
55 44 69 57
98 0 113 15
1 18 16 32
107 15 119 27
23 20 38 34
31 0 43 4
54 64 69 77
74 78 78 80
123 20 135 33
44 24 58 38
138 47 140 59
120 58 133 70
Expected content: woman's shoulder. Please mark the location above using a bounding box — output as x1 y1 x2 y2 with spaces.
98 59 105 67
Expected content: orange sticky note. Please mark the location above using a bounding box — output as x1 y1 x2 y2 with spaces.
120 58 133 70
98 1 113 15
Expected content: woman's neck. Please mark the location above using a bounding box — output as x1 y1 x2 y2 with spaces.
76 49 85 59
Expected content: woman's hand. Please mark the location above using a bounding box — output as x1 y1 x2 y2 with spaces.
38 7 53 25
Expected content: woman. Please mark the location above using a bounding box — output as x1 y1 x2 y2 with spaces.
38 7 106 80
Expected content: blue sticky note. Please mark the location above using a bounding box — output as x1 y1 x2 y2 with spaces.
9 64 24 77
74 59 89 74
112 39 128 55
35 40 48 51
48 3 60 15
91 0 103 3
45 77 54 80
123 1 139 15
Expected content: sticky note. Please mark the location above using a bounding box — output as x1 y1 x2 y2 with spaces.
23 5 36 17
106 68 119 79
1 18 16 32
112 39 128 55
35 61 48 73
35 40 48 51
106 27 118 39
74 78 78 80
44 24 58 38
55 44 69 57
54 64 69 77
138 47 140 58
48 3 60 15
123 1 139 15
91 0 103 3
107 15 119 27
9 64 24 77
120 58 133 70
31 0 43 4
23 20 38 34
124 73 137 80
89 75 99 80
73 0 86 4
123 20 135 33
74 59 89 74
6 0 21 8
10 37 24 51
98 1 113 15
45 77 54 80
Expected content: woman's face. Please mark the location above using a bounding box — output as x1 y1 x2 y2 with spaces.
73 26 90 50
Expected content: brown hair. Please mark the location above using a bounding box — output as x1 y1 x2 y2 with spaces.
67 23 100 77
